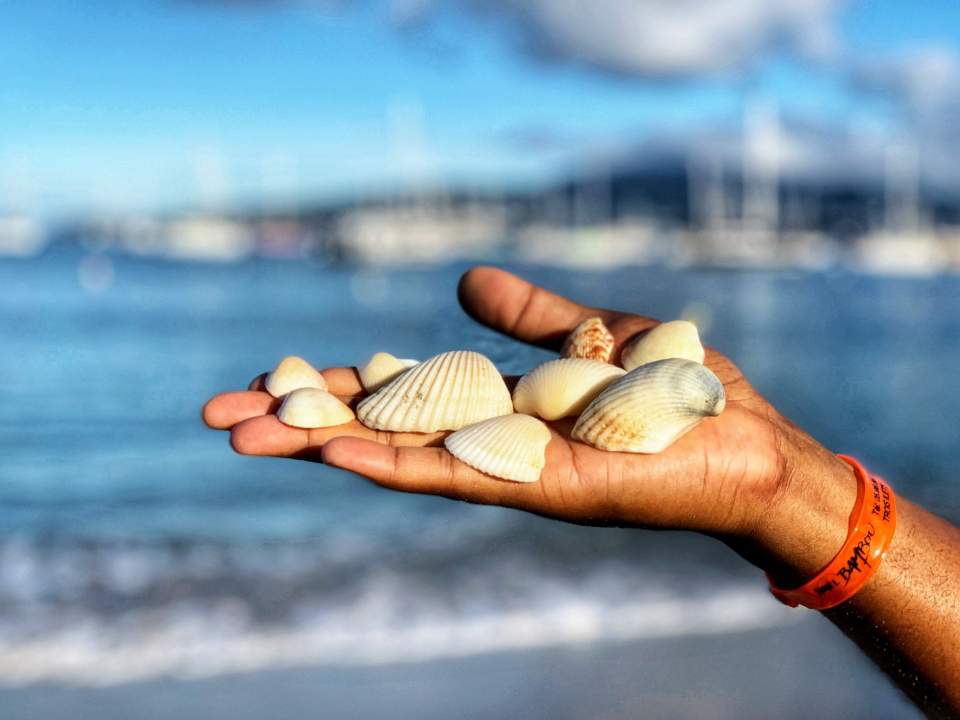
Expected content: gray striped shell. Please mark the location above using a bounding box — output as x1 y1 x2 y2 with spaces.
356 350 512 432
572 359 725 453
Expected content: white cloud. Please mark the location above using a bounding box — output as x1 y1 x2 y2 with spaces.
851 46 960 123
400 0 844 78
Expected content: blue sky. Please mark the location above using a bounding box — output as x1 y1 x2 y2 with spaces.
1 0 959 218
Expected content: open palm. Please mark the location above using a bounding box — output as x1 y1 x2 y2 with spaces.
203 266 798 536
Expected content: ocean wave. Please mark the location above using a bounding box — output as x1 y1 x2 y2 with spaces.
0 528 789 687
0 584 794 687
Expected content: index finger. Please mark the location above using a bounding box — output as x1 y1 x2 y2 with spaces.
457 266 659 352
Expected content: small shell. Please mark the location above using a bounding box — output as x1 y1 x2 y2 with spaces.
357 350 513 432
265 356 327 398
561 317 615 362
359 352 420 393
620 320 705 371
445 414 551 483
512 359 626 421
572 359 725 454
277 388 355 429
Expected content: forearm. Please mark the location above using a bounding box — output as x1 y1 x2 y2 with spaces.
736 447 960 715
826 499 960 715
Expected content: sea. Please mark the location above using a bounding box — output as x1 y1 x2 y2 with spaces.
1 245 958 687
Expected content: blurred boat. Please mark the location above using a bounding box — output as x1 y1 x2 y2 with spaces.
0 215 45 257
335 203 507 265
163 217 255 263
514 220 663 269
852 231 946 276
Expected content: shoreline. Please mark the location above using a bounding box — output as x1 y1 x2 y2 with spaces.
1 613 919 719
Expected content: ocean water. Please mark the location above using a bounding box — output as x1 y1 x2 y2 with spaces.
1 247 959 687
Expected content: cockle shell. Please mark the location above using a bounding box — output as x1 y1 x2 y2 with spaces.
359 352 420 393
620 320 705 371
512 359 626 421
356 350 513 432
265 356 327 398
561 317 615 363
277 388 355 429
572 359 725 453
445 414 552 483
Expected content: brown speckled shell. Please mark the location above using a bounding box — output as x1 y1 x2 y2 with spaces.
561 317 615 363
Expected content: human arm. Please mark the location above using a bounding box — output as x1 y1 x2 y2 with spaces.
203 266 960 715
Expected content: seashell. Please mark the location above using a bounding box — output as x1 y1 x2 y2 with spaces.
277 388 355 429
359 352 420 393
572 359 725 454
512 359 626 421
620 320 705 371
265 356 327 398
445 414 551 483
561 317 615 362
357 350 513 432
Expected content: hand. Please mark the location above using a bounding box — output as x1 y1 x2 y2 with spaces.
203 267 852 549
204 266 960 712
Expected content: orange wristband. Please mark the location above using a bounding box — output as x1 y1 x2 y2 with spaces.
768 455 897 610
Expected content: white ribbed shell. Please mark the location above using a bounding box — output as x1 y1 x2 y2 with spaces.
265 356 327 398
561 317 615 362
573 359 725 453
358 352 420 393
513 359 626 421
445 414 551 483
277 388 355 429
620 320 705 371
356 350 513 432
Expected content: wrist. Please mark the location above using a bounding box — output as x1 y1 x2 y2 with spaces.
730 439 859 588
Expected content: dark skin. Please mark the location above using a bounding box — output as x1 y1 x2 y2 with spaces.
204 266 960 716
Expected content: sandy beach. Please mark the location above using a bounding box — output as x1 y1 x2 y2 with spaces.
1 613 919 720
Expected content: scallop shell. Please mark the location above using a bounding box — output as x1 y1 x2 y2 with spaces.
620 320 705 371
572 359 725 453
359 352 420 393
277 388 355 429
265 356 327 398
512 359 626 421
356 350 513 432
561 317 615 362
445 414 551 483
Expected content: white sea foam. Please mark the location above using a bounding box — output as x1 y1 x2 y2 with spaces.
0 584 795 687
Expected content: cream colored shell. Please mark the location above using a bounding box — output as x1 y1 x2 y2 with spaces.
359 352 420 393
620 320 705 371
445 414 551 483
356 350 513 432
561 317 615 362
277 388 355 429
572 359 725 454
265 356 327 398
512 359 626 421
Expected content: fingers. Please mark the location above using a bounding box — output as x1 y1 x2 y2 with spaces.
207 367 367 430
321 436 534 507
203 391 279 429
458 266 603 350
229 414 446 461
318 367 365 397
